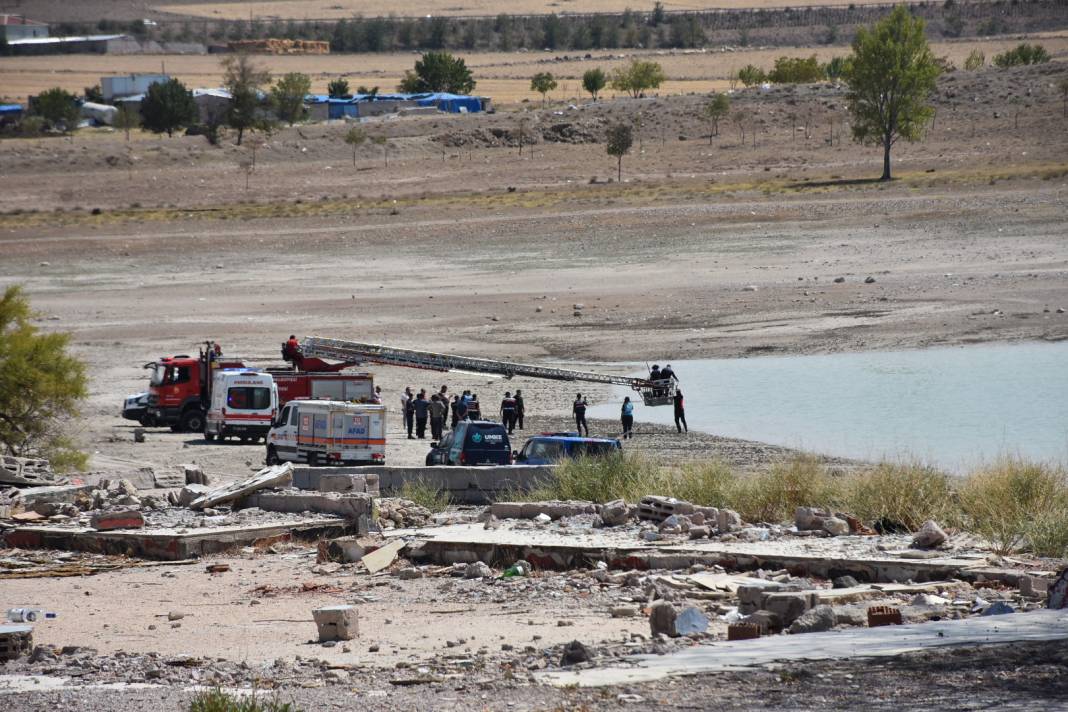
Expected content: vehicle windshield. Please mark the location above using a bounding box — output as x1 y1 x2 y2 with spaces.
228 387 272 410
527 440 564 460
149 365 167 386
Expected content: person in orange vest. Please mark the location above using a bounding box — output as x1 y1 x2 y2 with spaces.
283 335 300 362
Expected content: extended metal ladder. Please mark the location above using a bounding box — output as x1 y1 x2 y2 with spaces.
301 336 676 405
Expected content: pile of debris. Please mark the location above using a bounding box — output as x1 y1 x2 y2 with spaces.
0 456 59 488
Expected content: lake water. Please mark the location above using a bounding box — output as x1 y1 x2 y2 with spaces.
588 341 1068 471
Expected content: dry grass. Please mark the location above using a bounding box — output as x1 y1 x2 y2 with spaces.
396 478 453 513
729 454 842 524
958 457 1068 556
842 461 957 532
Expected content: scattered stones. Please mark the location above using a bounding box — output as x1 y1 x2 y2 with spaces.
981 601 1015 616
673 606 710 636
788 605 836 634
717 508 742 532
911 520 947 549
167 611 185 622
833 276 846 283
833 575 860 589
397 568 423 580
688 525 711 539
610 605 639 618
864 276 876 284
821 517 849 536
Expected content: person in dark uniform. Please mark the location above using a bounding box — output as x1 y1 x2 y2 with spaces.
620 396 634 440
401 387 414 439
413 391 430 439
500 391 518 434
573 393 589 436
660 364 678 383
514 390 525 430
450 395 462 428
673 389 687 433
429 394 448 440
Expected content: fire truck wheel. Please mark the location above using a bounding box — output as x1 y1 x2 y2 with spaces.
180 409 205 434
203 432 215 442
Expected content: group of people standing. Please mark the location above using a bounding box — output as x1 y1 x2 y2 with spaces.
399 386 525 440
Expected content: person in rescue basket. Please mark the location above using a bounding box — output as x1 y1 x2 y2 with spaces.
620 396 634 439
500 391 518 434
573 393 589 436
673 389 687 433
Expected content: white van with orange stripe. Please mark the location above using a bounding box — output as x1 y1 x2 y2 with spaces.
205 369 278 443
266 399 386 466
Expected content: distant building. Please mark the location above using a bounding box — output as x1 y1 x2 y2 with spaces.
102 74 171 101
1 15 49 42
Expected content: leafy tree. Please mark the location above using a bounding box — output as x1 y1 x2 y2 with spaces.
84 85 105 103
768 55 825 84
737 64 766 88
344 126 366 167
328 78 350 98
992 43 1051 68
113 104 140 140
610 59 666 98
33 88 81 133
140 78 197 137
0 286 88 471
271 72 311 125
397 52 475 94
530 72 557 105
845 6 940 181
605 122 633 182
223 53 271 145
650 1 666 26
582 68 607 100
964 49 985 71
704 93 730 143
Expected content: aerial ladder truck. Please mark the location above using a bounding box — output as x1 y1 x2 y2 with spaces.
299 336 677 406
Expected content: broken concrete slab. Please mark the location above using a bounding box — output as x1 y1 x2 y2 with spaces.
189 464 292 511
489 501 598 521
538 609 1068 687
362 539 405 574
4 517 349 561
317 473 380 495
294 465 554 505
239 490 372 532
152 470 186 489
10 484 94 507
0 456 56 488
394 522 986 583
313 605 358 641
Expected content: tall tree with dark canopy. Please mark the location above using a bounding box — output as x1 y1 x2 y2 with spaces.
139 78 197 137
845 5 940 181
582 68 607 101
397 52 475 94
223 53 271 145
605 123 633 182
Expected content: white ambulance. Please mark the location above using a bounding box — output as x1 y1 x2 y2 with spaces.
266 399 386 466
204 369 278 443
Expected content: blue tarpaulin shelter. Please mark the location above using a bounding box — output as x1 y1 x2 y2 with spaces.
304 92 486 118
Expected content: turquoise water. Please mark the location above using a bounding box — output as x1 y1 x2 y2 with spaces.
588 342 1068 471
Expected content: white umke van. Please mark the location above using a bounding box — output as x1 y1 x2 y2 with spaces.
205 369 278 443
266 399 386 466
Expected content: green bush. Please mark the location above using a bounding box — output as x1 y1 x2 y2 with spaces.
843 461 956 531
993 43 1051 68
737 64 766 87
548 451 666 503
397 478 452 513
189 689 300 712
959 457 1068 555
768 55 825 84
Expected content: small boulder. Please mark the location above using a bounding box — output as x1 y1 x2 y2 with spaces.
717 508 742 532
821 517 850 536
600 499 630 526
560 640 592 666
648 601 678 637
911 520 947 549
688 525 710 540
788 605 836 634
832 575 860 589
464 561 493 579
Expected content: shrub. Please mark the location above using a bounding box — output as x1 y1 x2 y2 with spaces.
959 457 1068 555
609 59 667 98
730 454 840 524
843 461 956 531
671 460 737 507
737 64 766 87
189 689 300 712
993 43 1051 68
964 49 985 71
767 55 825 84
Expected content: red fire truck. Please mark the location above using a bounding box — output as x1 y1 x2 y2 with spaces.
145 341 372 433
